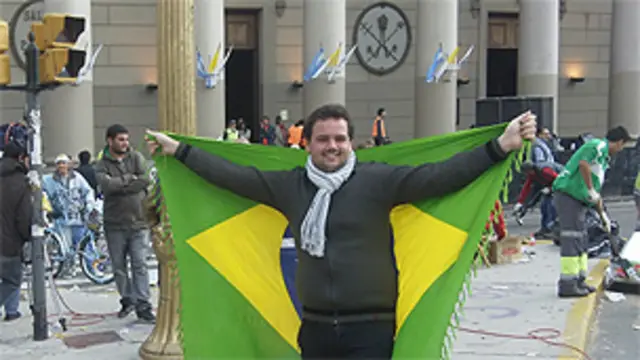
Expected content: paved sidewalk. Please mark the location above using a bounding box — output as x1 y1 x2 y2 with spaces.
0 243 603 359
453 242 604 360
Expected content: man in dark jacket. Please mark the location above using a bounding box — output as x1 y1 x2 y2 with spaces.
76 150 98 196
0 141 32 319
146 104 536 359
95 124 155 322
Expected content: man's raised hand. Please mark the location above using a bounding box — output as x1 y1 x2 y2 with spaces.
497 111 538 153
145 130 179 156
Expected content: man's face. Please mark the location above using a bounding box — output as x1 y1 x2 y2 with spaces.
262 118 269 126
539 129 551 140
56 160 69 175
306 118 353 172
108 132 130 155
609 140 626 155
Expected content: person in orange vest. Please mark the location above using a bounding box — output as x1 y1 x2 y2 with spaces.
288 120 305 149
371 108 389 146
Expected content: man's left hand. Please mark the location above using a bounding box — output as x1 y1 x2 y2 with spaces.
497 111 538 153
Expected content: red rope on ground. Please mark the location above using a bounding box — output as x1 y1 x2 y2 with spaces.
459 326 593 360
47 282 593 359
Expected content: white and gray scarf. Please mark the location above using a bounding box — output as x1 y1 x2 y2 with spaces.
300 151 357 258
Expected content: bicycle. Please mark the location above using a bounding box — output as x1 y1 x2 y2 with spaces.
45 213 114 286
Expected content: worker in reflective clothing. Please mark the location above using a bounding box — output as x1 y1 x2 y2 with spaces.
552 126 634 298
222 120 239 142
371 108 388 146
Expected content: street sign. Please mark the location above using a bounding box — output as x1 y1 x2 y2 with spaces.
9 0 44 70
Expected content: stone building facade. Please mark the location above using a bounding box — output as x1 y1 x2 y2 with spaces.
0 0 636 162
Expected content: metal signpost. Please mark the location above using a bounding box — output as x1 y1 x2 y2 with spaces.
0 32 60 341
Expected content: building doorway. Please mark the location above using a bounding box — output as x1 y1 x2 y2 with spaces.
225 11 260 141
486 13 518 97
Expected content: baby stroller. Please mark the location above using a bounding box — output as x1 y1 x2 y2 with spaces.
583 207 622 258
552 206 621 258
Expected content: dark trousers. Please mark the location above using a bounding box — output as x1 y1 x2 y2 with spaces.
298 319 395 359
554 192 588 280
0 255 23 309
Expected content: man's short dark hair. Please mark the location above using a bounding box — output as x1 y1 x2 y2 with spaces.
303 104 355 140
78 150 91 164
377 108 385 116
606 126 634 142
106 124 129 140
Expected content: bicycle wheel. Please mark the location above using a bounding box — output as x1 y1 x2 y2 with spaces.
78 231 114 285
44 229 66 278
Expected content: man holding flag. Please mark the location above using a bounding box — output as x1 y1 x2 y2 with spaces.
146 105 535 359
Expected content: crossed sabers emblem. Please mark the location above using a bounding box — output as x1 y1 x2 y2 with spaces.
359 14 404 63
196 43 234 89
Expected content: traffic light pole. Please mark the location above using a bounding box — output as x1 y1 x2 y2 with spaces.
24 31 48 342
0 32 61 341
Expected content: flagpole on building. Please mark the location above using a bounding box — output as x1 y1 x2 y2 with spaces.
139 0 196 358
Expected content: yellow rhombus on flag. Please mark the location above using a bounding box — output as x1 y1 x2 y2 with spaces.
151 123 524 359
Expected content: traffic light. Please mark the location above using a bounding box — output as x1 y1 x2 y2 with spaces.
0 20 10 85
31 13 87 84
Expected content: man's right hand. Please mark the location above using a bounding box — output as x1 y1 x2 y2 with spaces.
587 188 601 204
145 130 179 156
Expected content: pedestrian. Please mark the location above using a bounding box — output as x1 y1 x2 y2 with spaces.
145 104 536 359
94 124 156 322
513 127 564 235
76 150 99 195
0 141 32 321
42 153 96 251
552 125 635 298
371 108 389 146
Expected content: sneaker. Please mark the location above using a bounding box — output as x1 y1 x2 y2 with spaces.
136 306 156 323
118 298 135 318
4 312 21 322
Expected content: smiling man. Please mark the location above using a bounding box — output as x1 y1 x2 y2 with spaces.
146 104 536 359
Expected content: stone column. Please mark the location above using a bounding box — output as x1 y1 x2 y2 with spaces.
609 0 640 136
139 0 196 359
194 0 225 138
414 0 458 138
518 0 559 131
303 0 346 116
42 0 94 161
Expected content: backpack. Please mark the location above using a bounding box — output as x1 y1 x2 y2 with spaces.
0 122 30 152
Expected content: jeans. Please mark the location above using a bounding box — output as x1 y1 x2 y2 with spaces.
104 228 151 307
540 195 557 230
298 319 395 359
0 256 23 313
3 288 20 315
57 223 88 249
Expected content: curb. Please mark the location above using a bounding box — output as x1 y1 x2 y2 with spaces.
557 259 609 360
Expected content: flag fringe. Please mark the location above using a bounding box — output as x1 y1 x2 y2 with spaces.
439 141 530 360
146 138 531 359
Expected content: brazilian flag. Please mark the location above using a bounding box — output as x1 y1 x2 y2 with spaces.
152 123 522 359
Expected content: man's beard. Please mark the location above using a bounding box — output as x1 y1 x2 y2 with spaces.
112 147 127 155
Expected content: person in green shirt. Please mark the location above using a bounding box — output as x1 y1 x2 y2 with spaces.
553 126 634 298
